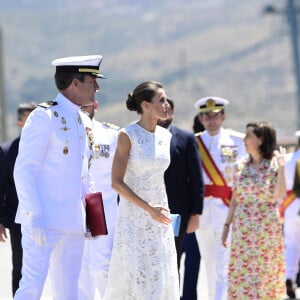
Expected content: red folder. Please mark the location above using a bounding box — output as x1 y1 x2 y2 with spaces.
85 192 108 236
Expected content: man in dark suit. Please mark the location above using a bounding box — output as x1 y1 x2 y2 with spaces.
0 102 36 296
158 99 204 300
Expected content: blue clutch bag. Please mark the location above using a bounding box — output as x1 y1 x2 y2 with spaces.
170 214 181 237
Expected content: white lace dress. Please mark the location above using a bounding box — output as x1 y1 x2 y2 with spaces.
104 123 179 300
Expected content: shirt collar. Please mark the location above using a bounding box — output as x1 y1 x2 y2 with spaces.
56 93 81 113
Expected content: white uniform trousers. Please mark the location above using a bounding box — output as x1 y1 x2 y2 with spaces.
78 199 118 299
196 198 230 300
196 227 230 300
14 226 84 300
284 199 300 281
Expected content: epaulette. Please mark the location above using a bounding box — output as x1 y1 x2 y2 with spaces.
38 101 58 108
226 128 245 139
102 122 120 130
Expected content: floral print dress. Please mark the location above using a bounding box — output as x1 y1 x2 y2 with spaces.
228 157 286 300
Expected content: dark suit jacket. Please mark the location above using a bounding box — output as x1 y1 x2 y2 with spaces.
0 137 20 228
164 126 204 229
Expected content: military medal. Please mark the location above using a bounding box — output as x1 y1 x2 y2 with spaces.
221 145 238 163
225 176 232 184
63 146 68 155
59 116 70 131
225 166 232 174
99 145 110 158
94 144 100 159
58 116 70 152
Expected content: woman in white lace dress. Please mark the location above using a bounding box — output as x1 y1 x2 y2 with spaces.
104 81 179 300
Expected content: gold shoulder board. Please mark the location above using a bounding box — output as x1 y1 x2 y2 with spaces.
38 101 58 108
102 122 120 130
226 128 245 139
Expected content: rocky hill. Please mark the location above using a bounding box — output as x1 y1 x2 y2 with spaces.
0 0 297 142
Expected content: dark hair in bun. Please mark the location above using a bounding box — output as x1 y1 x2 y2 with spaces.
126 81 163 114
126 93 137 111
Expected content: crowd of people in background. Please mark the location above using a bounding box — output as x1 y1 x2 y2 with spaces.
1 53 300 300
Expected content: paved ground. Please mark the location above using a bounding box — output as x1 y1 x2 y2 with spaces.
0 233 209 300
0 235 50 299
2 233 298 299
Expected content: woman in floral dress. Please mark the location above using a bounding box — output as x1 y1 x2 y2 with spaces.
222 121 286 299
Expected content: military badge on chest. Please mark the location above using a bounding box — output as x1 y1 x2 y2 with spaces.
94 144 110 158
54 110 71 155
221 145 238 163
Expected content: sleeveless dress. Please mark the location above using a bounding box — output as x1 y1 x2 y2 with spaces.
104 123 180 300
228 158 286 299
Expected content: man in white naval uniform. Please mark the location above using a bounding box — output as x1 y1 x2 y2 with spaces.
78 100 119 299
13 55 105 300
194 96 246 300
283 132 300 298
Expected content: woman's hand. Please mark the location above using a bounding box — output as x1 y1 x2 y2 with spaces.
274 146 286 167
273 146 287 200
221 224 230 247
0 224 7 242
148 206 172 224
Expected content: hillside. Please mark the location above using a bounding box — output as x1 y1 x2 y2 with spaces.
0 0 297 141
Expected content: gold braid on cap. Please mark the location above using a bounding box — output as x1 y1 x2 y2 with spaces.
78 68 100 74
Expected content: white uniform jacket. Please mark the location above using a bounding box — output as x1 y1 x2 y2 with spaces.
91 120 119 203
284 149 300 218
78 120 119 300
284 149 300 281
14 93 94 233
200 127 246 230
